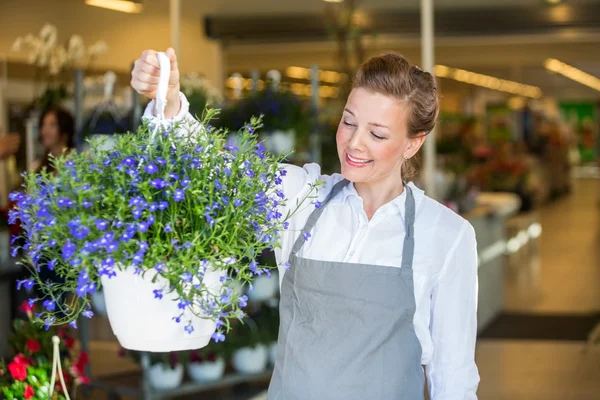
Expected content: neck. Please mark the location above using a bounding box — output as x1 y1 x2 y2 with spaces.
49 145 68 158
354 178 405 219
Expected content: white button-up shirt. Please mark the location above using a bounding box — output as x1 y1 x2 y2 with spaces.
143 95 480 399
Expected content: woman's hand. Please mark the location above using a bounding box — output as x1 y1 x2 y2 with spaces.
130 47 180 118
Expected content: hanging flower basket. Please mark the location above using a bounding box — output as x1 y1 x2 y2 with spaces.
10 102 321 351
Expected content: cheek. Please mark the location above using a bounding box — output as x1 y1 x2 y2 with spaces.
374 143 403 165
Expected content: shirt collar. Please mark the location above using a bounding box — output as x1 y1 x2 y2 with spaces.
330 179 425 219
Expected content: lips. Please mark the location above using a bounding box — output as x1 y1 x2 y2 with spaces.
345 153 373 168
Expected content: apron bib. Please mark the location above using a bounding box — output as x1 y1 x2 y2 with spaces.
268 179 425 400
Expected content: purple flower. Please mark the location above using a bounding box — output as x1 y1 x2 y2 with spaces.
154 262 165 273
83 199 93 208
283 222 290 230
121 157 135 167
224 140 238 153
158 201 169 210
254 142 266 159
144 163 158 174
165 223 173 233
303 232 311 241
173 314 183 323
150 179 167 189
181 272 193 283
137 222 149 233
44 316 56 330
69 320 78 329
212 331 226 343
245 169 255 178
178 299 191 309
62 240 76 261
249 260 258 274
96 219 108 231
57 197 75 208
48 259 57 271
204 213 215 227
82 308 94 319
181 177 191 187
234 199 243 207
214 180 223 191
239 295 248 307
184 324 194 334
174 189 185 202
314 201 322 209
224 167 232 177
43 299 56 311
153 289 163 299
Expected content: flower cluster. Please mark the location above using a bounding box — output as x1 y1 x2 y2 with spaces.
10 109 321 341
11 23 108 75
0 302 89 400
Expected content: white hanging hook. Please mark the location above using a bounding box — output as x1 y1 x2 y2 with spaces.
155 51 171 122
49 335 71 400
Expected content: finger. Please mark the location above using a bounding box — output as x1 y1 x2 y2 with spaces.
134 70 160 85
134 58 160 77
166 47 178 71
141 50 160 69
131 77 156 95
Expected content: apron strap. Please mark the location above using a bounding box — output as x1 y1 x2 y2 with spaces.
290 178 349 257
401 185 416 270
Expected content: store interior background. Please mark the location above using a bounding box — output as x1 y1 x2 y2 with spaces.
0 0 599 399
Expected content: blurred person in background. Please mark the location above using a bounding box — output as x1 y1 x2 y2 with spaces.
32 107 75 174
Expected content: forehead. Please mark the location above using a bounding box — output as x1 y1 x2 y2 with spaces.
345 88 409 128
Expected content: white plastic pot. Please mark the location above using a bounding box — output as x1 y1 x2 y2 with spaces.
268 342 277 365
247 274 277 302
187 358 226 382
101 266 225 352
232 344 268 374
90 290 107 315
147 363 184 390
260 129 295 156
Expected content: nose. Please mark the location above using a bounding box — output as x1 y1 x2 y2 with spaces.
348 128 367 151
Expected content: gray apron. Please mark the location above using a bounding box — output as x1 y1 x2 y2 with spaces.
268 179 425 400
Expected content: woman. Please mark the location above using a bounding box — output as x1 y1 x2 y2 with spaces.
131 48 480 399
32 107 75 174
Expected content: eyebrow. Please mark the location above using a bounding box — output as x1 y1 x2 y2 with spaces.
343 108 390 130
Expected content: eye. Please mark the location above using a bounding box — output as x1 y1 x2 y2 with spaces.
371 132 386 140
342 120 355 127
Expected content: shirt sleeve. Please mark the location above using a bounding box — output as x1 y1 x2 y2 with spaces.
427 220 480 400
141 91 206 140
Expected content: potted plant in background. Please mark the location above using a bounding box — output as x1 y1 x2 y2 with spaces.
186 338 228 383
180 73 224 118
10 23 108 114
253 303 280 366
10 102 321 352
120 350 185 390
217 72 310 160
0 301 89 399
228 318 269 375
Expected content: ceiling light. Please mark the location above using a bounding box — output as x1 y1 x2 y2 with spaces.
85 0 143 14
544 58 600 91
433 65 542 98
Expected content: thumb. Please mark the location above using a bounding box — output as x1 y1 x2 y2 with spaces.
166 47 178 71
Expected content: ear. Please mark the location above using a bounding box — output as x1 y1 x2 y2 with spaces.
405 133 427 159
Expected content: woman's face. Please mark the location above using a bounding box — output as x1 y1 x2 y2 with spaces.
336 87 424 185
40 112 64 150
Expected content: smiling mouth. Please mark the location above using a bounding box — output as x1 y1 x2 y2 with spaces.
346 153 373 166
